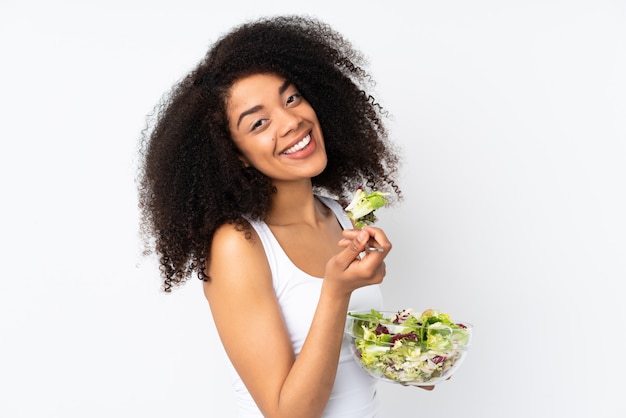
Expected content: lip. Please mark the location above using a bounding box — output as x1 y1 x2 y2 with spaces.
280 131 316 158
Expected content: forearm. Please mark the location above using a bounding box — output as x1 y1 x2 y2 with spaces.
268 227 389 416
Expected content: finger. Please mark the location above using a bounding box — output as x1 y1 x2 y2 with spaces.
348 229 369 254
340 227 390 249
361 226 392 252
333 229 370 269
337 238 352 249
338 238 385 254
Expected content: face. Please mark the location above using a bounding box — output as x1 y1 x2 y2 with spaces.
226 73 327 184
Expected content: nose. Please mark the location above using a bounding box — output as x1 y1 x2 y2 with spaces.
276 107 301 137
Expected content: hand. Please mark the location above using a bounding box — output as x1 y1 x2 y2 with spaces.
337 226 392 255
324 226 391 295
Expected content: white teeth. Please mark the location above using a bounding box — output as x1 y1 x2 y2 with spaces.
283 134 311 155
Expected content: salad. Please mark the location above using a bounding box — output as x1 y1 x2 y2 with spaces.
346 308 472 385
344 187 390 228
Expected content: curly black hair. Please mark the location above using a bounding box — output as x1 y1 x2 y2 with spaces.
137 15 402 292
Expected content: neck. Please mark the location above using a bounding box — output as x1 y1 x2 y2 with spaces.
266 181 327 226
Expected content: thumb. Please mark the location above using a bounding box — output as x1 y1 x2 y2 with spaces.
334 229 368 268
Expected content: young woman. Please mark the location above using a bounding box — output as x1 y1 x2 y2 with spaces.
137 15 415 418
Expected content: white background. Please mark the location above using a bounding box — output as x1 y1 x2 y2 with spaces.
1 1 625 417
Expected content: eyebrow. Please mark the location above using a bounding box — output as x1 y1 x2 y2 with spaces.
236 79 293 129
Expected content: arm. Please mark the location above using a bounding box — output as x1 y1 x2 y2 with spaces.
203 225 389 418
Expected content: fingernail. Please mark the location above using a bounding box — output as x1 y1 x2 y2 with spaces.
357 230 368 243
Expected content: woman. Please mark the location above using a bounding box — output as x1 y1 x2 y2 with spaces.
137 15 409 418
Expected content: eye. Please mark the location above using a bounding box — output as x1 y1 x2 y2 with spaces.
286 92 302 106
251 119 267 131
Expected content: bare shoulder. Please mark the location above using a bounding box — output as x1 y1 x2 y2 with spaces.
210 221 260 258
204 221 272 298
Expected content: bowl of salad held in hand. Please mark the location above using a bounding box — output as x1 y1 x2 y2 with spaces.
345 308 473 386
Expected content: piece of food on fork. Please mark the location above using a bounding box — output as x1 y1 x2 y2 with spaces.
344 187 390 252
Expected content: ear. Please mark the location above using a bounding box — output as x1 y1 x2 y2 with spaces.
237 153 251 168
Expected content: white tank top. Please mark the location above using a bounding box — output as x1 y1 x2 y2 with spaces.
230 196 383 417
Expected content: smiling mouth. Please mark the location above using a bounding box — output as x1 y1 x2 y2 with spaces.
282 134 311 155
